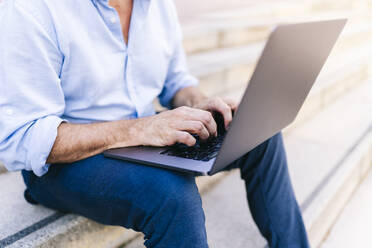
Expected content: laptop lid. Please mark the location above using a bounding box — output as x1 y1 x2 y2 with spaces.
209 19 347 175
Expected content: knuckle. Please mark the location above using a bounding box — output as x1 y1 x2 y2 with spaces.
173 133 184 144
164 133 175 146
188 136 196 145
224 104 231 112
177 107 188 116
177 131 184 138
171 109 180 116
222 107 231 116
203 112 212 122
185 135 195 145
180 132 189 141
174 107 183 115
196 122 204 131
180 106 189 112
169 121 178 129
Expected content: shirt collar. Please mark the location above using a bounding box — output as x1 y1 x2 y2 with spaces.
91 0 151 16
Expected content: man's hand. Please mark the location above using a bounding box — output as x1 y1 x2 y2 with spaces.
138 96 239 147
137 106 218 147
171 86 239 130
192 97 239 130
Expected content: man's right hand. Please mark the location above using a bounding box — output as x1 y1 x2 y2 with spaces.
137 106 218 147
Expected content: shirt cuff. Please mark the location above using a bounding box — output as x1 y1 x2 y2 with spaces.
26 115 65 177
159 75 199 109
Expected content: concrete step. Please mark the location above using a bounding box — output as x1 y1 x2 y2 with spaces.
197 1 310 21
174 0 284 25
125 80 372 247
333 21 372 53
196 0 371 22
189 0 368 27
183 8 371 54
286 80 372 247
320 164 372 248
0 172 137 248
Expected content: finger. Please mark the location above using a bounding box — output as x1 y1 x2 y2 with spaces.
211 99 233 129
223 98 239 111
178 107 217 137
174 131 196 146
178 121 210 140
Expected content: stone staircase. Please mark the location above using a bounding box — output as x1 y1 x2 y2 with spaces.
320 150 372 248
1 0 372 247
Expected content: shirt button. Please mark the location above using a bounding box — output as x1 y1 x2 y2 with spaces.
110 17 116 24
5 108 13 116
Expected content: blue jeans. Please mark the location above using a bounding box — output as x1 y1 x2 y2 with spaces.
22 133 310 248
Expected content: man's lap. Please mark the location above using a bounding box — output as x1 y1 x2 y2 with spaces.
22 133 286 213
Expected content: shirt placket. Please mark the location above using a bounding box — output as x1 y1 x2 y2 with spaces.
125 0 151 117
95 0 146 118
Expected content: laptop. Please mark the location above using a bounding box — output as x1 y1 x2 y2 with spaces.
104 19 347 176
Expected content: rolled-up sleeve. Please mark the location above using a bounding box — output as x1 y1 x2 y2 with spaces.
158 2 199 109
0 1 65 176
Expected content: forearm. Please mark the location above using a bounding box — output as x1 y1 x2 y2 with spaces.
171 86 207 108
47 119 145 164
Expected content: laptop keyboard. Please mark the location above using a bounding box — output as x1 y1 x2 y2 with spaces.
160 133 226 161
160 113 227 162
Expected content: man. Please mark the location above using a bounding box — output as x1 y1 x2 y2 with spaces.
0 0 310 247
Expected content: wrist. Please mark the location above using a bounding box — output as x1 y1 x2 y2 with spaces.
107 119 146 149
127 117 151 146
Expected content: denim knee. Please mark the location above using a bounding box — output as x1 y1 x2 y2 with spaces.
139 174 208 248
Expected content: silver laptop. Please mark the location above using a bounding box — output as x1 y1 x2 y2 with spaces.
104 19 347 176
